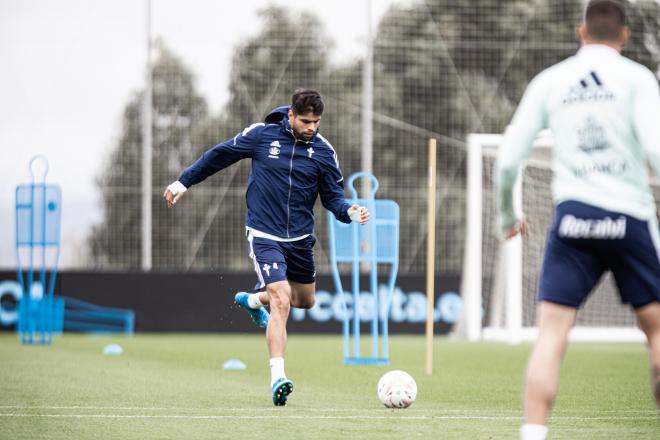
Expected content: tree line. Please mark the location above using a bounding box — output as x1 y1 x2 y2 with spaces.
87 0 660 272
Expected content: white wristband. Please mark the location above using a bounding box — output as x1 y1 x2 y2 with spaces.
348 206 364 222
167 180 187 196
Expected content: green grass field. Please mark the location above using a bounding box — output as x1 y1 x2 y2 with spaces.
0 333 658 439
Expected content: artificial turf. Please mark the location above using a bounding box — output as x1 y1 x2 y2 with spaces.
0 333 658 439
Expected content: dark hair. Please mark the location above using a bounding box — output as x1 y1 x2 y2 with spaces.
585 0 626 41
291 89 324 116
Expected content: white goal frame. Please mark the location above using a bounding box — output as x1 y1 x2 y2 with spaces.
461 132 646 344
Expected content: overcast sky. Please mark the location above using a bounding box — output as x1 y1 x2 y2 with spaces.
0 0 403 268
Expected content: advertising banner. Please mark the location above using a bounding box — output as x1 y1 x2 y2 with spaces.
0 271 461 333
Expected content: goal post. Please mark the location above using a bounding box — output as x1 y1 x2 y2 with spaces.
461 132 647 343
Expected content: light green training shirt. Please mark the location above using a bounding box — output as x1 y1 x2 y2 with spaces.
497 44 660 232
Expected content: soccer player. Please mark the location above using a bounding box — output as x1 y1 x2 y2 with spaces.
164 89 369 406
496 1 660 439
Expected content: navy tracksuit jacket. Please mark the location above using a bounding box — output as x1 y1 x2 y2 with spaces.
178 106 352 239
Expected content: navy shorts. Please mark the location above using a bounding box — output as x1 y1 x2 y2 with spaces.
247 232 316 288
538 201 660 309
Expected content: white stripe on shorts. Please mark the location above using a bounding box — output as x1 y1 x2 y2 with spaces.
247 231 265 289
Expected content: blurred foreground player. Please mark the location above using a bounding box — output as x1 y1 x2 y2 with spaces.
496 1 660 438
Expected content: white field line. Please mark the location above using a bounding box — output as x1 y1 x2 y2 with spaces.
0 414 658 421
1 414 516 420
0 409 657 421
0 405 660 418
0 405 655 415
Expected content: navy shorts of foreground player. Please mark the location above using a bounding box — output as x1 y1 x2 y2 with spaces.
539 200 660 309
247 231 317 287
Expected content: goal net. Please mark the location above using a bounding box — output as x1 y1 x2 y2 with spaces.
462 132 656 343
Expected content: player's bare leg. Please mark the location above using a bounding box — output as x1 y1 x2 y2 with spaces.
521 301 576 439
290 281 316 309
266 280 291 358
244 281 315 405
266 280 294 405
634 302 660 407
256 281 315 321
248 275 316 311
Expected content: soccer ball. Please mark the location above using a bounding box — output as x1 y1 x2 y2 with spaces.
377 370 417 408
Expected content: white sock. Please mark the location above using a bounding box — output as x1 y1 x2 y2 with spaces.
520 424 548 440
247 293 264 309
269 357 286 387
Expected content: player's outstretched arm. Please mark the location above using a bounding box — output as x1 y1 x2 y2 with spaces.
165 123 262 209
163 180 187 208
348 204 369 225
316 145 356 224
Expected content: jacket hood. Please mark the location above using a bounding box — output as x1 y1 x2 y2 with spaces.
264 106 290 124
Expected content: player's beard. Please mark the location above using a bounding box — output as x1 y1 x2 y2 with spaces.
293 127 315 142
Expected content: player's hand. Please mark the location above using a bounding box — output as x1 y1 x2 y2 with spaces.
348 204 369 225
163 181 187 208
503 218 527 240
